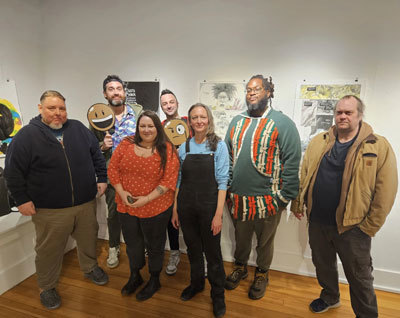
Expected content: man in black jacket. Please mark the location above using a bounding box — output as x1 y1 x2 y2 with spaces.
4 90 108 310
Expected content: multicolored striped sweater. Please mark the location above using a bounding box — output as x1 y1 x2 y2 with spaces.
225 108 301 221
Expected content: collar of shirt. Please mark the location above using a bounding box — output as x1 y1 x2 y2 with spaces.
112 104 137 151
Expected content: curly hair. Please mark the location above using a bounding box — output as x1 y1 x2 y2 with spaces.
212 83 237 100
248 75 275 99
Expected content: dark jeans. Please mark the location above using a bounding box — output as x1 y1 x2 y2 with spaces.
166 205 180 250
119 208 171 275
309 222 378 318
178 193 225 300
105 184 121 248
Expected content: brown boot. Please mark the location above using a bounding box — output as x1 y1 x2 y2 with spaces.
224 263 248 290
248 268 269 300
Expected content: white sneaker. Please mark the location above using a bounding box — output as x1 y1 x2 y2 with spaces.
107 246 120 268
204 254 208 277
166 250 180 275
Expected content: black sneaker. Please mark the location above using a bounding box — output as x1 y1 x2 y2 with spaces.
40 288 61 310
121 272 144 296
309 298 341 313
225 264 248 290
248 269 269 300
136 276 161 301
212 297 226 318
84 266 109 285
180 285 204 301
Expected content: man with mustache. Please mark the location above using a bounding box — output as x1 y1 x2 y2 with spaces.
291 95 397 317
225 75 301 300
92 75 142 269
4 90 108 309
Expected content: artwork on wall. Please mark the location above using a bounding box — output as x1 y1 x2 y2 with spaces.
0 80 23 156
124 81 160 112
199 81 246 138
293 82 362 152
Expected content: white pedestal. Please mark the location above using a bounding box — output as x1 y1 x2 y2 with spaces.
0 213 36 295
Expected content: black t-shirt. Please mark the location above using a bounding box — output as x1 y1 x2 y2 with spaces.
310 136 356 225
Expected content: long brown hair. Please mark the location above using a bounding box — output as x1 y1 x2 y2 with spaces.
188 103 221 152
133 110 172 172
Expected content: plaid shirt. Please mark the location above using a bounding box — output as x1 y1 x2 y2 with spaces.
112 104 137 151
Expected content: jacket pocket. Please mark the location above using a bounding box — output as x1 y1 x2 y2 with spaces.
362 153 377 157
343 155 377 225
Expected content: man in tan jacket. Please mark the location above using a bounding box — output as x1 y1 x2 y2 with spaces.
292 95 397 318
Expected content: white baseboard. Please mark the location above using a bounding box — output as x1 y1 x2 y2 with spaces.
220 238 400 294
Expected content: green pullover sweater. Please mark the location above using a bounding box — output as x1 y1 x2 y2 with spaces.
225 108 301 221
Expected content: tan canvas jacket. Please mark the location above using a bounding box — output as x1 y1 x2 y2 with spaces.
291 122 398 237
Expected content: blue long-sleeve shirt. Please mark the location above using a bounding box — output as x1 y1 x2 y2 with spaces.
177 138 229 190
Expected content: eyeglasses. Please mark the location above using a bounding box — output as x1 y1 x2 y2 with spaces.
246 87 264 94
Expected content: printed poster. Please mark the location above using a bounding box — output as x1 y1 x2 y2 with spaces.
293 83 362 152
124 81 160 112
199 81 246 138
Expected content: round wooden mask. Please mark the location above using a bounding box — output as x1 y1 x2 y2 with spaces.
87 103 115 131
164 119 189 146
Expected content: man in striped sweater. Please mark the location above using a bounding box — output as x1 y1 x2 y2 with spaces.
224 75 301 300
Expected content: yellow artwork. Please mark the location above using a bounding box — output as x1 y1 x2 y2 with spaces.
300 84 361 100
0 98 23 155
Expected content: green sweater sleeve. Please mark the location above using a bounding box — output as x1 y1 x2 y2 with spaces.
273 111 301 204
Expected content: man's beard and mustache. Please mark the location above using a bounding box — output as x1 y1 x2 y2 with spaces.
108 95 125 107
246 94 269 116
49 123 63 129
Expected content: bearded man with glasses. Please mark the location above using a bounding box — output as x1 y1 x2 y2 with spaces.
224 75 301 300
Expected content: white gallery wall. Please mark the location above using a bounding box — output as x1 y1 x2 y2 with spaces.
1 0 399 293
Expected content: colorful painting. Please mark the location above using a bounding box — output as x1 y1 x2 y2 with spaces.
0 80 23 156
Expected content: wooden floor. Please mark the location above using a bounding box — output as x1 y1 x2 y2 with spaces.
1 240 399 318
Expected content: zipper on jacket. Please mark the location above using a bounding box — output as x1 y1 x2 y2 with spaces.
61 142 75 206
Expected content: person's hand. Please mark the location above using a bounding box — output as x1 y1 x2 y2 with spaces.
97 183 107 197
17 201 36 216
292 211 304 220
171 207 180 229
211 213 222 236
131 196 149 208
101 132 113 151
117 189 135 207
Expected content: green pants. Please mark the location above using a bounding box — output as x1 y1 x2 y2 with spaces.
232 211 282 271
32 199 99 290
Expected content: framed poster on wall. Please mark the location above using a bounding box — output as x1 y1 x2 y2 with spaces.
124 81 160 112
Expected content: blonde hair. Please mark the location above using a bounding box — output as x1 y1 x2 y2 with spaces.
188 103 221 151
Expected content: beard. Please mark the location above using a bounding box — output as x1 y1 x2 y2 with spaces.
49 123 63 129
109 96 125 107
246 95 269 115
